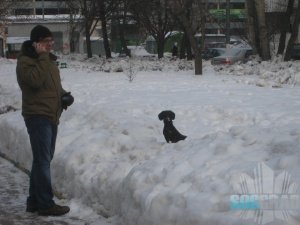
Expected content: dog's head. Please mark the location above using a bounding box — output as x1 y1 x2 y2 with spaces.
158 110 175 122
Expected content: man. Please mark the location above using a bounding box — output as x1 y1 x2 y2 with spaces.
16 25 73 216
172 42 178 57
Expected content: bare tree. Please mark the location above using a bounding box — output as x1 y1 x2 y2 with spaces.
285 0 300 61
254 0 271 60
0 0 15 34
83 0 99 58
66 0 98 58
173 6 193 60
277 0 294 55
129 0 174 58
0 0 14 18
68 9 81 53
169 0 207 75
179 32 193 60
60 0 119 58
115 0 132 57
96 0 120 59
245 0 258 54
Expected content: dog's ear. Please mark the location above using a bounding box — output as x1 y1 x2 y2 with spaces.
158 111 165 120
168 111 175 120
158 110 175 120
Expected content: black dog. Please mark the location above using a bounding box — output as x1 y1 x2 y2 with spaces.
158 110 187 143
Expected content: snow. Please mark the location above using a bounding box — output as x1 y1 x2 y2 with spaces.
6 37 30 44
1 54 300 225
0 156 111 224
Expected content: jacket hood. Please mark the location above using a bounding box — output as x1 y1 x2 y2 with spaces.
19 40 58 61
20 40 38 59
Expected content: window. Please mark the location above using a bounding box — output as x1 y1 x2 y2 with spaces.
14 8 32 15
36 8 69 15
57 8 70 14
231 3 245 9
52 31 63 52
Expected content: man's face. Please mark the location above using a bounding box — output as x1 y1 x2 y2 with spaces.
39 37 54 52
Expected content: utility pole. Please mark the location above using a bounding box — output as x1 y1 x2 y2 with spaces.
42 0 45 20
226 0 230 45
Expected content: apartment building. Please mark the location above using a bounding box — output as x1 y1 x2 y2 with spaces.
205 0 293 39
5 0 86 58
11 0 70 16
206 0 246 35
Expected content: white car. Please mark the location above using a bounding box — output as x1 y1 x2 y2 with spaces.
211 48 253 65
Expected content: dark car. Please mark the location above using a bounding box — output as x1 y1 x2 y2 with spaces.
202 48 226 60
291 44 300 60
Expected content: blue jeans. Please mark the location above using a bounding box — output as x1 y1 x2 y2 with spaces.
25 116 57 209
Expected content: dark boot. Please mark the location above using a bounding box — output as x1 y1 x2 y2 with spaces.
26 204 38 213
38 204 70 216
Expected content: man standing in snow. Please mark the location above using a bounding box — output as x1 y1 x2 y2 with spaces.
172 42 178 57
16 25 73 216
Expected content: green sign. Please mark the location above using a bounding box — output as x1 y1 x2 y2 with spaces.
209 9 246 20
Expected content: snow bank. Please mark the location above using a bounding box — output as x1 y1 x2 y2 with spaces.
1 57 300 225
213 56 300 87
58 53 194 74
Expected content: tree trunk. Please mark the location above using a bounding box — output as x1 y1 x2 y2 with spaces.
83 0 92 58
245 0 258 54
85 21 93 58
102 20 112 59
179 33 187 59
186 36 193 60
118 19 131 57
179 32 193 60
194 57 202 75
184 21 202 74
156 33 165 59
254 0 271 60
284 0 300 61
69 30 76 53
277 0 294 55
187 33 202 74
99 1 111 59
169 0 203 74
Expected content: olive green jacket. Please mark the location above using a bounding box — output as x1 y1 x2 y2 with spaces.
16 41 66 125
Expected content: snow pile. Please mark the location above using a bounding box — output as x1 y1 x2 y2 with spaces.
1 57 300 225
0 59 21 113
213 56 300 87
59 54 194 73
128 45 154 57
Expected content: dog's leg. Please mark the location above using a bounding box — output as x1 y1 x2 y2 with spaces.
163 129 170 143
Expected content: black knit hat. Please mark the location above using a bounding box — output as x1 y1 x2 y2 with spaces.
30 25 52 42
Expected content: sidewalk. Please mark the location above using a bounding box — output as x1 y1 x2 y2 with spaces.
0 156 113 225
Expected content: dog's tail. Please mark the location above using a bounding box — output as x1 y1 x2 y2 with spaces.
181 135 187 141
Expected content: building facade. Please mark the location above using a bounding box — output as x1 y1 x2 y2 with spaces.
11 0 71 16
4 0 87 58
206 0 246 36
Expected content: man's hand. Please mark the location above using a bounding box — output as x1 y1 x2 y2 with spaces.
61 92 74 110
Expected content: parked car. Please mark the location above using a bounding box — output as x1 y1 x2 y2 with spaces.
211 48 253 65
202 48 226 60
291 44 300 60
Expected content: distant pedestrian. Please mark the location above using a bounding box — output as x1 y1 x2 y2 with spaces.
172 42 178 57
16 25 73 216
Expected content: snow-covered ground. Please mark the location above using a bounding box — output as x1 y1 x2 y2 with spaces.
1 54 300 225
0 155 112 225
